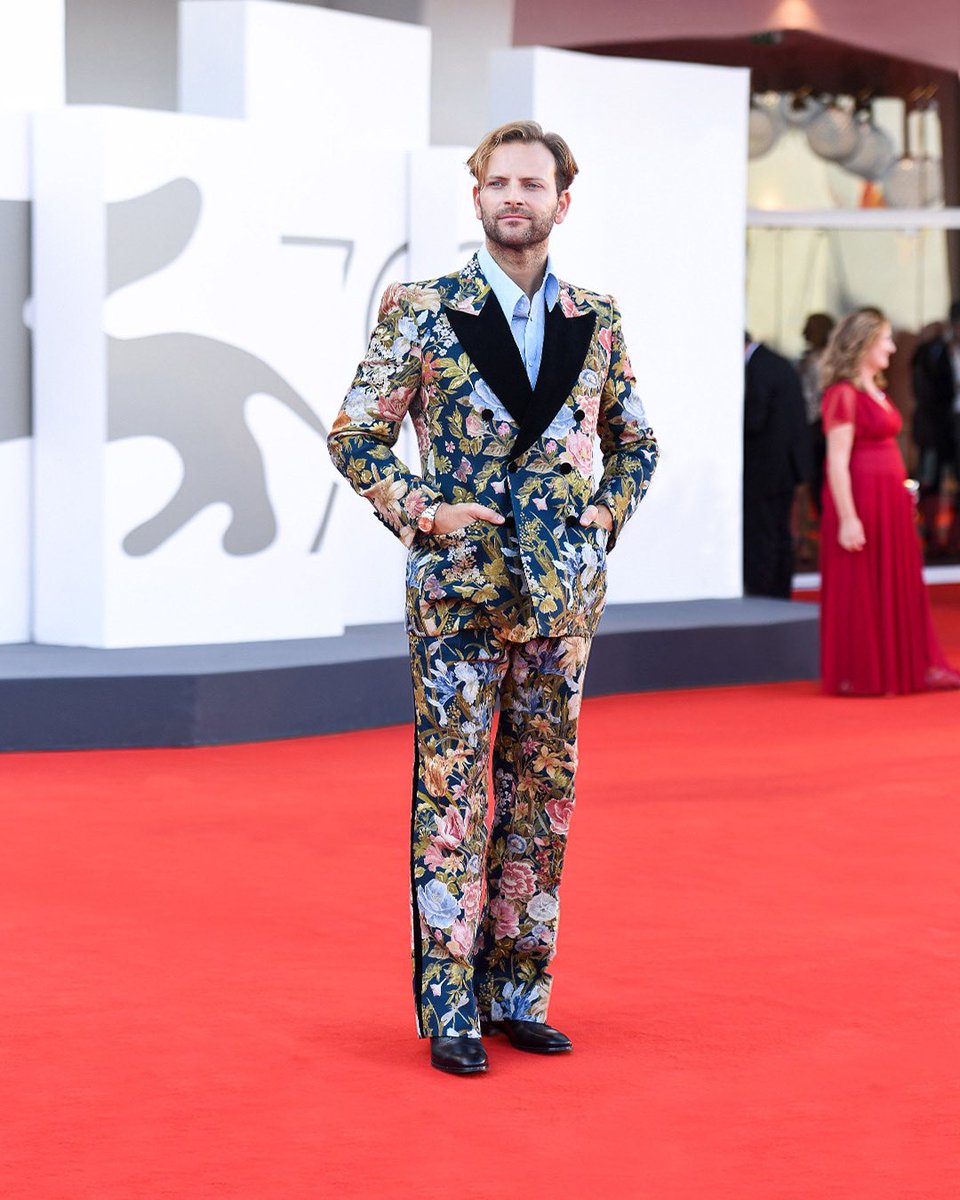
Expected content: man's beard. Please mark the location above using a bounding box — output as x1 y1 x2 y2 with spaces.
480 205 557 249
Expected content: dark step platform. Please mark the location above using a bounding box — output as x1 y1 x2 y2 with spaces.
0 598 818 751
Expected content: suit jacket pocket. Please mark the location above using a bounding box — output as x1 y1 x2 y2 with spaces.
407 520 505 604
556 520 607 598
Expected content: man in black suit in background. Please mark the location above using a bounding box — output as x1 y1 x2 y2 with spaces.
911 300 960 556
743 334 812 598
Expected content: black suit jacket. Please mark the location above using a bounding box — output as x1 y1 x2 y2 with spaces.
744 343 812 498
911 335 956 452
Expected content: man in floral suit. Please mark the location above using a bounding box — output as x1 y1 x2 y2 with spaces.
328 121 658 1075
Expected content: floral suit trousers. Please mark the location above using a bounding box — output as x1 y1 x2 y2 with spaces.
409 627 591 1038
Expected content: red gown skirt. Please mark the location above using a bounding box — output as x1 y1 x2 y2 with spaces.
820 383 958 695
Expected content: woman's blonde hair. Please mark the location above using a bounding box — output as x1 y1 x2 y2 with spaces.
820 308 888 389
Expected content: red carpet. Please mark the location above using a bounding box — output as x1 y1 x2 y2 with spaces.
3 588 960 1199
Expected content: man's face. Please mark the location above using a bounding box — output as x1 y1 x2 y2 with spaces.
473 141 570 250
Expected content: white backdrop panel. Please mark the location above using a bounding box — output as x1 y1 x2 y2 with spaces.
177 0 433 633
490 48 749 602
179 0 430 149
28 27 749 650
0 114 32 642
0 0 65 642
407 146 479 282
0 0 64 112
32 105 423 646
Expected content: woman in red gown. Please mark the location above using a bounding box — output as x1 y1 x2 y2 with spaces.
820 309 959 695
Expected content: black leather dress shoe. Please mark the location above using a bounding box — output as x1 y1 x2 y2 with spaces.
480 1019 572 1054
429 1037 488 1075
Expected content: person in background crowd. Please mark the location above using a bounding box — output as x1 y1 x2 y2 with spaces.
743 333 812 598
798 313 835 515
820 309 960 695
910 300 960 557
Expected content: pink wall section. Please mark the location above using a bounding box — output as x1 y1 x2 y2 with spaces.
513 0 960 75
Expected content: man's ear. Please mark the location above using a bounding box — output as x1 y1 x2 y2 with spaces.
554 189 571 226
472 184 482 221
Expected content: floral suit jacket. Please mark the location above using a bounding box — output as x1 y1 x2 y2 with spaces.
328 255 658 641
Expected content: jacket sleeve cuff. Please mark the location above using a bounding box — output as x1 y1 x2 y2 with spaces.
362 475 442 547
593 488 630 552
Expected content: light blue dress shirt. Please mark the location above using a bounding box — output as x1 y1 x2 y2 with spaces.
477 245 559 388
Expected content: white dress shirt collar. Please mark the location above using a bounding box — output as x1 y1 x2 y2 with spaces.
477 245 559 319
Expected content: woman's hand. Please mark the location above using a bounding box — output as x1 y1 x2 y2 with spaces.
839 515 866 552
432 502 504 535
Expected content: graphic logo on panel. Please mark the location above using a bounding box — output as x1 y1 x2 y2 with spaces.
106 179 330 556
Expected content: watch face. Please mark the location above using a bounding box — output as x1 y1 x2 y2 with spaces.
417 515 433 532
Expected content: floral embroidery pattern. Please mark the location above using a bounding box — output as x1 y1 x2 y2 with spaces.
409 629 590 1038
328 257 659 1040
328 256 659 638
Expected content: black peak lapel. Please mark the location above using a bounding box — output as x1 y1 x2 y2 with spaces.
511 304 597 462
445 296 531 425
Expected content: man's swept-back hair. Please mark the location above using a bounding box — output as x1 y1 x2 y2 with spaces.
467 121 579 193
820 309 888 389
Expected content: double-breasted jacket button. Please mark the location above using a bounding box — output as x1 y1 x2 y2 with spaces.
480 408 494 420
573 407 585 422
564 513 580 527
557 462 573 475
507 460 519 473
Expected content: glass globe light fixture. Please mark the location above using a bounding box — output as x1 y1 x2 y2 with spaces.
840 121 897 182
779 91 823 128
806 103 859 161
883 156 943 207
884 156 923 207
748 100 781 159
